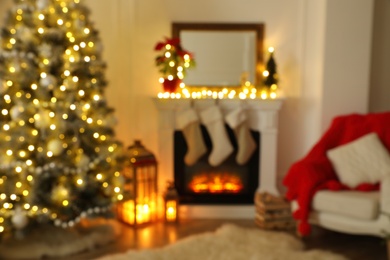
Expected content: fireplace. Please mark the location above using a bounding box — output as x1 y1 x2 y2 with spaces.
154 98 283 219
174 124 260 205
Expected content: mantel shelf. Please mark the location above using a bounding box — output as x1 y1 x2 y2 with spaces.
153 98 284 111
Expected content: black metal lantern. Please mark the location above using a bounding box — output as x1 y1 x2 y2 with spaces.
117 140 158 226
164 181 179 223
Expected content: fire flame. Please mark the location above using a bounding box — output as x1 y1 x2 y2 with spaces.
189 173 243 193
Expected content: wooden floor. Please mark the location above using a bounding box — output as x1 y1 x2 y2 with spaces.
70 219 388 260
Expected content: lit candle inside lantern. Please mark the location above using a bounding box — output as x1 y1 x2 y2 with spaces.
165 200 177 222
120 200 151 225
164 181 179 223
136 203 151 223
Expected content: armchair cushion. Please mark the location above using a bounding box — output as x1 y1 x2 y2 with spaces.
327 133 390 188
312 190 380 220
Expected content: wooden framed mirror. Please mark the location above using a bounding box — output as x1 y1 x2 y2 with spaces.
172 23 264 89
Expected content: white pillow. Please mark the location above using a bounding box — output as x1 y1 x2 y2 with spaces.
327 132 390 188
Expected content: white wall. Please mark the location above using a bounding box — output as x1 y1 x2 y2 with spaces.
0 0 382 192
370 0 390 112
321 0 373 129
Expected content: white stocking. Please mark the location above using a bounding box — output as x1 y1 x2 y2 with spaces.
176 108 207 166
199 105 233 166
226 107 257 165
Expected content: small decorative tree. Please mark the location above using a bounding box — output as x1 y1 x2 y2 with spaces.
154 37 195 92
263 47 278 88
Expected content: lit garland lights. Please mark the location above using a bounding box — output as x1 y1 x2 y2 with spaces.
157 83 280 100
157 46 281 100
0 0 125 237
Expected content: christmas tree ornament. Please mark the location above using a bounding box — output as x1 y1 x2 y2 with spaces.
11 207 29 230
38 43 53 58
37 0 50 10
11 61 21 73
199 105 234 166
16 26 35 43
47 139 64 156
10 105 24 121
51 183 70 204
225 107 257 165
176 108 207 166
34 109 51 128
52 87 67 100
76 153 90 169
40 74 57 90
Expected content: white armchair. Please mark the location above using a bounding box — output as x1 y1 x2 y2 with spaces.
284 112 390 237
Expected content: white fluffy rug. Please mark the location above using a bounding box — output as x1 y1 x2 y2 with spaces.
97 224 348 260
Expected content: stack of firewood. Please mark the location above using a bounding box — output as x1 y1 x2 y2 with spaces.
254 192 296 230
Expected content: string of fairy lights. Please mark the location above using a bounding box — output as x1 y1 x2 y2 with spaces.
0 0 124 236
157 46 281 100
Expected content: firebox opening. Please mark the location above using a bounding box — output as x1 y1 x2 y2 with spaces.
174 124 260 205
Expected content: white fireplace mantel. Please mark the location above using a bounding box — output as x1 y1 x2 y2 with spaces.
153 98 283 219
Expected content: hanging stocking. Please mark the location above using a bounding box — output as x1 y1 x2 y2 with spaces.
176 108 207 166
199 105 233 166
225 107 257 165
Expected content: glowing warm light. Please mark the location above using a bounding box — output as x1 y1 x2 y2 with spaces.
165 201 177 222
189 173 244 193
157 84 280 100
119 200 152 225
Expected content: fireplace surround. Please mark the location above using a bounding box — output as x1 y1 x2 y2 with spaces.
154 98 283 219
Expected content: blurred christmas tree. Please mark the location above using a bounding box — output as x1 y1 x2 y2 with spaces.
0 0 125 238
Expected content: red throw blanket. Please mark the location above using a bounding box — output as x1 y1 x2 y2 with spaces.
283 112 390 236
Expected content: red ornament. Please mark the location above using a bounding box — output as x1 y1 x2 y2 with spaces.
162 78 181 93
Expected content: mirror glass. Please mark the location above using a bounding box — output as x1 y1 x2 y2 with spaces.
172 23 264 88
